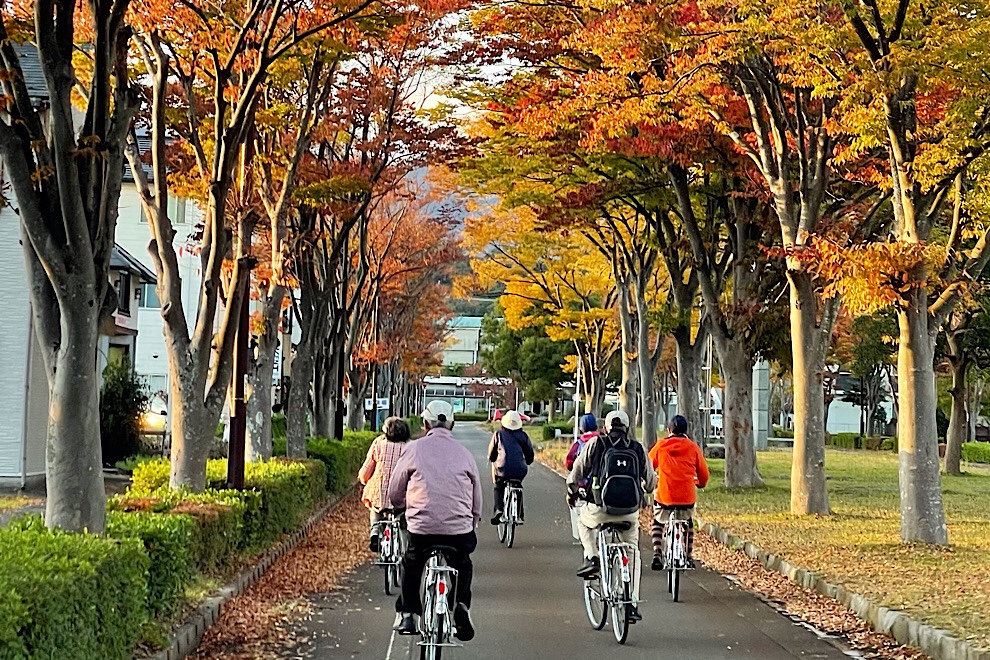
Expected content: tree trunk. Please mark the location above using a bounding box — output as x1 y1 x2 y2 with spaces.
312 346 334 437
897 287 948 544
168 365 214 491
617 281 639 430
968 379 984 443
787 271 832 514
45 302 106 533
719 345 763 487
347 370 367 430
945 334 968 475
246 289 283 462
636 281 658 449
673 325 705 448
286 342 315 458
245 334 276 462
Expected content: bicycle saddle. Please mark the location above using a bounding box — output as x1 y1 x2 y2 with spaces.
599 521 633 532
427 545 460 556
505 479 524 487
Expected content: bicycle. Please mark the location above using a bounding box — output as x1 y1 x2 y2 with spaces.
418 546 460 660
372 510 405 595
582 520 639 644
658 513 693 602
497 480 523 548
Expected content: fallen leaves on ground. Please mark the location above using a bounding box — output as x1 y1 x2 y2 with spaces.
190 492 370 660
538 445 927 660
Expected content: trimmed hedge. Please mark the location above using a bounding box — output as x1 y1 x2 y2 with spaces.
406 416 423 436
962 442 990 464
106 511 194 616
3 452 336 659
272 432 377 495
825 433 897 452
0 521 149 660
454 412 489 422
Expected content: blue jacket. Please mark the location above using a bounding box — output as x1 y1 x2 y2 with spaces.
488 428 535 480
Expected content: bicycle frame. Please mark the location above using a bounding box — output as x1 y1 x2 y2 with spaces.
419 551 460 652
503 485 523 524
596 527 638 607
662 518 691 570
372 517 404 566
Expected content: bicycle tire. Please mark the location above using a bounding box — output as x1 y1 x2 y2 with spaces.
583 577 607 629
506 521 516 548
610 552 630 644
497 518 507 543
420 643 442 660
671 566 680 602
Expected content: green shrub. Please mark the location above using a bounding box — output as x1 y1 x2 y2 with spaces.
880 436 898 452
542 425 557 441
454 412 489 422
772 426 794 438
100 360 150 468
406 416 423 435
827 432 863 450
962 442 990 464
130 458 172 494
0 522 149 660
305 435 375 494
272 413 286 444
106 511 194 616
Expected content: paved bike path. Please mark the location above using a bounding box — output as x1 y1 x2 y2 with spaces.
280 423 851 659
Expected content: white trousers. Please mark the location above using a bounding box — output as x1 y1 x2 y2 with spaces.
577 504 642 601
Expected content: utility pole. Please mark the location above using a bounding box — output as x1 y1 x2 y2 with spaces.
227 257 256 489
334 233 348 441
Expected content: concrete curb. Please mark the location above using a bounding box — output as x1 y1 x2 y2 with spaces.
150 489 350 660
698 518 990 660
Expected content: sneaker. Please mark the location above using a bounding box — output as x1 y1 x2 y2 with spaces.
577 556 600 579
627 606 643 623
686 557 697 569
394 613 418 636
490 512 503 525
369 535 380 553
453 603 475 641
651 554 663 571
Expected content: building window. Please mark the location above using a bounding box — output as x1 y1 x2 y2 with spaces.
117 272 131 316
139 282 161 309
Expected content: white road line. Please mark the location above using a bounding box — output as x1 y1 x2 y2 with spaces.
385 629 397 660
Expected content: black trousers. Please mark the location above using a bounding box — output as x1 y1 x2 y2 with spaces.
397 531 477 615
493 477 525 520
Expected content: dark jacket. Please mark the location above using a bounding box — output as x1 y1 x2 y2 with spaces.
488 428 535 480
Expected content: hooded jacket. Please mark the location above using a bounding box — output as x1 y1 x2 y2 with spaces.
648 434 710 506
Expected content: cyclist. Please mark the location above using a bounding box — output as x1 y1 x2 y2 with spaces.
567 409 656 623
388 400 481 642
358 416 411 552
648 414 709 570
565 413 600 471
488 410 535 524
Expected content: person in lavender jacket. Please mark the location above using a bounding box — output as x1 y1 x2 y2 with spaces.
389 400 482 642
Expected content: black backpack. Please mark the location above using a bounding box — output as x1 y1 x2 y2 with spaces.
590 433 644 515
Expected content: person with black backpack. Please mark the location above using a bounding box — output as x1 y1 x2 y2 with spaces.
566 409 656 622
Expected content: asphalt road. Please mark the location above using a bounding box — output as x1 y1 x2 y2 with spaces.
280 422 853 659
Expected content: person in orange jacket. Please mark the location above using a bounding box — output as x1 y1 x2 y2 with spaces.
647 414 709 570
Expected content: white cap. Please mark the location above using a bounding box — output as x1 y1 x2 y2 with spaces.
421 400 454 425
605 409 630 429
501 410 523 431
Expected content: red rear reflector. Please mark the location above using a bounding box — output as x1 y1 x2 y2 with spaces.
439 581 446 595
622 555 629 566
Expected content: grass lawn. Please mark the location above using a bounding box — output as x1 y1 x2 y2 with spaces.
700 449 990 650
0 495 41 511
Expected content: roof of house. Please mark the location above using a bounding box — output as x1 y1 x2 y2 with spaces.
12 44 152 182
449 316 483 329
111 244 157 283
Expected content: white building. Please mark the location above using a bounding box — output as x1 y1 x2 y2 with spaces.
444 316 483 366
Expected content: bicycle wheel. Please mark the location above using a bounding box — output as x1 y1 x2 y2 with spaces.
583 577 607 629
671 566 680 602
506 520 516 548
497 516 507 543
420 642 442 660
609 552 630 644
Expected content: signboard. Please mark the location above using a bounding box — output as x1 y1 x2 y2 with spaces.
452 398 465 413
364 397 390 411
